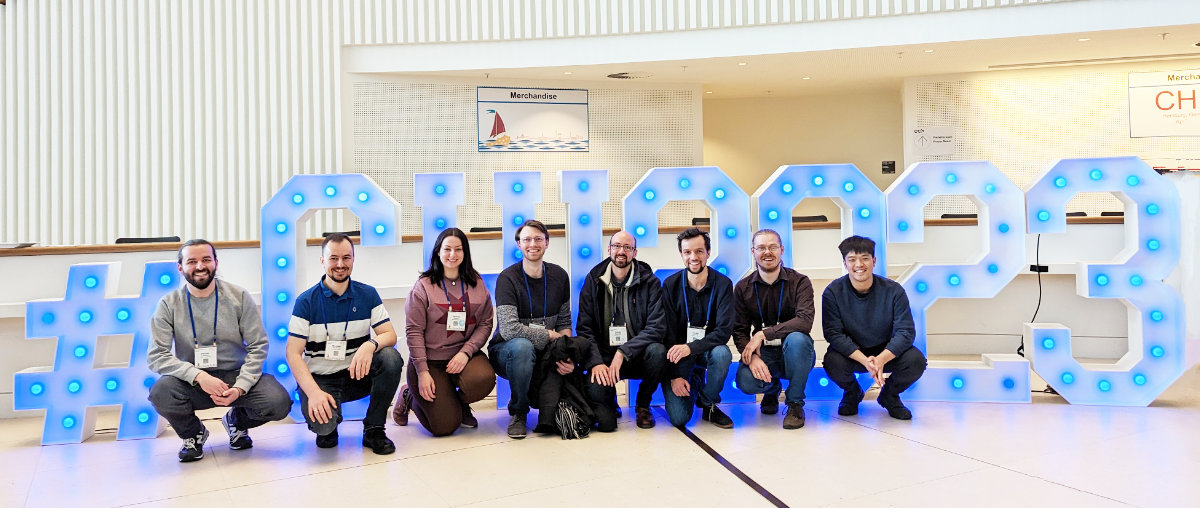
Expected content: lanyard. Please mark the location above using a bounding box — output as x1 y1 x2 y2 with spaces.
681 277 714 329
753 278 786 330
317 280 353 342
185 286 219 348
521 263 548 320
441 277 469 312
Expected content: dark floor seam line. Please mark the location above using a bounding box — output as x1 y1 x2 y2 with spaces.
656 408 790 508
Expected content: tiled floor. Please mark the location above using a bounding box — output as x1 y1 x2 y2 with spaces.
3 382 1199 507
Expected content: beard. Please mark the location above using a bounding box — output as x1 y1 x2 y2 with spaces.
612 255 631 269
328 272 350 283
687 264 705 275
185 269 215 290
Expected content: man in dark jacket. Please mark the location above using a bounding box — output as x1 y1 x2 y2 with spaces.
661 227 735 429
577 230 668 430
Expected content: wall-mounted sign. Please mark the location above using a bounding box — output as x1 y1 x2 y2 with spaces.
912 126 955 156
477 87 589 152
1129 69 1200 138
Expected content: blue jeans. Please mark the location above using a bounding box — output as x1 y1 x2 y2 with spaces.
664 345 733 427
488 338 535 416
736 332 815 406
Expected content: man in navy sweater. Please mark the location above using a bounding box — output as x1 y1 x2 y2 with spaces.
821 235 927 420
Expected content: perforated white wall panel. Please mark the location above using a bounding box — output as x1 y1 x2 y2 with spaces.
349 80 702 235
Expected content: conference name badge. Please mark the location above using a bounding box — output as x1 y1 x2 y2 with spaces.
687 326 705 343
447 310 467 332
194 346 218 369
325 340 347 361
609 327 628 346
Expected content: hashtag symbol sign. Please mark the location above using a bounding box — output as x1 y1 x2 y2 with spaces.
14 261 180 445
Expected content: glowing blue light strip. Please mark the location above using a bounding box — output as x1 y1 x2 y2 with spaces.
414 173 466 269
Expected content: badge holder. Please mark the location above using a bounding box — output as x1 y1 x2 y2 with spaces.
194 346 218 369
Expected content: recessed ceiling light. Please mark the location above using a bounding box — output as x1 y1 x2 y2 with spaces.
705 91 713 94
1078 37 1091 42
924 49 935 53
737 62 747 66
801 76 811 80
563 71 573 75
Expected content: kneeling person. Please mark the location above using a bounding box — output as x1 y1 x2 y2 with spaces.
149 240 292 462
286 233 404 454
822 235 927 420
661 228 735 429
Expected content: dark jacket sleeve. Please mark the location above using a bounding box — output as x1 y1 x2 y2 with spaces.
576 275 604 367
731 280 754 354
883 285 916 356
822 283 859 357
765 273 814 341
618 276 667 360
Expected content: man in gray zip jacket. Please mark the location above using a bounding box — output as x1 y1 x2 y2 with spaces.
148 239 292 462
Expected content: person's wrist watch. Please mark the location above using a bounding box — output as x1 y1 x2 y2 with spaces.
367 338 380 351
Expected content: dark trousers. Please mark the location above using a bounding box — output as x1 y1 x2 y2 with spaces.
405 353 495 437
586 342 667 414
300 347 403 435
822 344 927 402
148 370 292 439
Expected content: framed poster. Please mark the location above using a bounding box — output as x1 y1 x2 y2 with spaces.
477 87 589 152
1129 69 1200 138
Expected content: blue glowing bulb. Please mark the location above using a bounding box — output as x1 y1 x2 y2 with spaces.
1003 378 1016 389
907 185 919 195
84 276 98 288
513 248 523 260
78 311 93 323
1054 177 1067 188
897 221 909 232
1130 275 1143 287
1151 346 1165 358
324 186 336 197
434 184 446 195
644 190 655 200
160 274 173 285
512 183 524 193
915 282 928 293
1042 337 1055 349
357 192 369 202
714 189 726 199
948 275 961 286
952 378 964 389
781 183 793 194
635 226 646 236
105 379 118 391
30 383 44 395
984 183 996 194
292 193 304 204
987 264 999 274
144 377 155 389
1150 310 1164 322
276 292 288 303
137 411 151 424
277 363 289 374
1061 372 1074 384
73 346 87 358
1037 210 1050 221
679 179 690 189
579 214 590 225
716 266 728 275
68 381 81 393
115 309 130 322
812 176 824 186
277 327 288 338
1133 374 1147 386
435 218 446 229
580 246 591 257
41 312 54 324
62 416 76 428
1126 175 1139 186
859 208 871 219
1089 169 1103 181
843 182 855 192
725 228 736 238
1095 274 1109 286
513 215 525 226
1098 380 1111 392
275 222 288 233
276 257 288 268
578 181 589 191
1146 204 1159 215
1147 239 1160 251
818 378 829 387
998 223 1010 233
767 210 779 221
375 224 386 234
945 173 958 184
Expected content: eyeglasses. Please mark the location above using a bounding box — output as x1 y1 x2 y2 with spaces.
609 244 635 252
518 236 547 245
752 245 782 254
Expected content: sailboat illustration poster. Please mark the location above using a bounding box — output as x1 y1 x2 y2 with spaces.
477 87 589 152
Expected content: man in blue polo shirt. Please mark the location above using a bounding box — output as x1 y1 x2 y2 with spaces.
285 233 404 454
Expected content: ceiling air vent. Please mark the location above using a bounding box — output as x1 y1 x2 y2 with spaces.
607 72 653 79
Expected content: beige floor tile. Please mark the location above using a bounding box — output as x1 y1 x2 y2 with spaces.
827 467 1129 508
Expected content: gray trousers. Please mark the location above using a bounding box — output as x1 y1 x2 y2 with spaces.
148 370 292 439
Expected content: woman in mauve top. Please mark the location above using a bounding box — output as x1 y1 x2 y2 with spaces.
392 228 496 436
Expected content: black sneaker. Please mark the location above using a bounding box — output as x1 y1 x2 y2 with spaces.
878 394 913 420
222 409 253 450
760 395 780 415
362 426 395 455
460 401 478 429
507 414 527 439
701 404 734 429
782 402 805 429
838 389 864 416
315 428 338 448
178 428 210 462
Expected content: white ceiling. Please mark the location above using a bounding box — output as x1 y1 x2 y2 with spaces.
407 24 1200 98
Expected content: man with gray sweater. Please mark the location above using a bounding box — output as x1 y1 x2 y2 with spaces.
148 239 292 462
